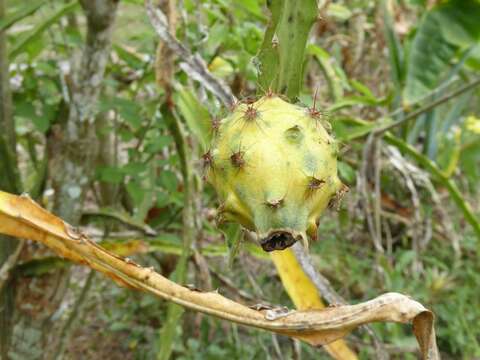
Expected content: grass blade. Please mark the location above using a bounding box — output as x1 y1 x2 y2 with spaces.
8 1 79 60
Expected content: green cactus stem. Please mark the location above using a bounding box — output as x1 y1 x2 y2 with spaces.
256 0 318 100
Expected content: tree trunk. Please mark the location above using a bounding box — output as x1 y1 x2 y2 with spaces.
0 0 22 357
9 1 119 358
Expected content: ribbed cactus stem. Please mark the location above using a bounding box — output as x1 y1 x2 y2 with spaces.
257 0 318 100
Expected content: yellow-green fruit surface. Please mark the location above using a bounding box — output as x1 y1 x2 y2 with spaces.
206 96 343 251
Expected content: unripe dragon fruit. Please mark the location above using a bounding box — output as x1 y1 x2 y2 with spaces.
205 95 346 252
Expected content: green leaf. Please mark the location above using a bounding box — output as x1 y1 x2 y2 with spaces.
14 99 54 133
126 180 145 206
158 170 178 193
122 162 148 176
16 257 69 277
337 161 356 184
466 43 480 70
332 117 376 142
108 97 143 129
9 1 79 60
0 0 48 32
218 223 243 268
204 22 229 56
174 88 212 151
404 0 480 104
113 45 146 69
381 0 404 92
144 135 172 153
396 250 416 271
236 0 265 19
326 4 352 22
156 190 171 207
307 44 344 101
96 166 124 184
327 96 385 113
350 79 377 100
437 2 480 47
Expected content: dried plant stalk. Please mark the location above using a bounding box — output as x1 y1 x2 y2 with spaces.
0 191 439 359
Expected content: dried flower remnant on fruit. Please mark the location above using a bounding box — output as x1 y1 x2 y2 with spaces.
265 198 284 209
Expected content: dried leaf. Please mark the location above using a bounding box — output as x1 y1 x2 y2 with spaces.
0 191 438 357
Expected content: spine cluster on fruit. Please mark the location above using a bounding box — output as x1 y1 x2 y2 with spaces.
205 94 346 252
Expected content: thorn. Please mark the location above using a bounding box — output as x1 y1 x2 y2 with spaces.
308 87 322 118
308 177 325 191
230 150 245 168
229 99 240 112
305 176 326 199
264 87 275 98
307 89 333 134
211 117 221 134
243 104 259 121
202 150 213 169
241 96 257 105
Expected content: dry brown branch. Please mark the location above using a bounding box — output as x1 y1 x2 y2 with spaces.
0 191 439 358
359 133 384 253
145 0 236 107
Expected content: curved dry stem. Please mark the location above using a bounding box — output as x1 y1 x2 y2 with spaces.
0 191 438 358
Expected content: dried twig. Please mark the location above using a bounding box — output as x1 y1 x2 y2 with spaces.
386 146 459 254
145 0 236 107
385 146 424 269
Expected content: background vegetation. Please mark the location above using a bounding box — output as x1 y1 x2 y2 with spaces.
1 0 480 359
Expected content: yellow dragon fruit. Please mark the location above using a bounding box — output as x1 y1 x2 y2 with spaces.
205 95 345 251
